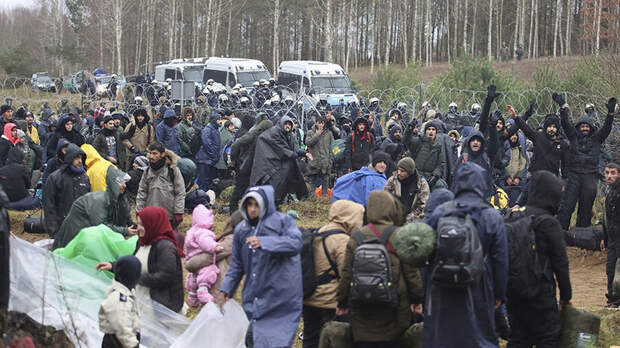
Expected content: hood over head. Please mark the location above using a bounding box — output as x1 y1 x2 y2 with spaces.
424 120 442 133
112 255 142 290
389 124 402 138
81 143 106 169
191 204 214 229
278 115 294 129
353 116 369 129
56 114 73 133
321 200 365 235
575 115 596 133
251 119 274 135
239 185 276 221
542 114 560 130
527 170 565 214
177 157 197 190
105 166 129 201
452 162 492 199
163 109 176 119
63 143 86 165
6 146 24 165
133 108 150 124
366 190 404 226
425 188 455 215
2 123 19 145
465 130 486 154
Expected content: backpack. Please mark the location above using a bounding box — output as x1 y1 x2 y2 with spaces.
221 138 236 167
431 201 486 288
349 225 399 309
504 210 548 299
301 228 346 299
330 138 346 162
190 128 202 155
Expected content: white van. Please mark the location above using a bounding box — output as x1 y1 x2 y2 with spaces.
277 60 358 105
154 61 206 86
204 57 271 88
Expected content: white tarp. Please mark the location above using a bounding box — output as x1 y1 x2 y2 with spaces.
9 237 248 348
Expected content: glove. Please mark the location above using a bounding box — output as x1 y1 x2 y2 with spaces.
486 85 501 102
552 92 566 107
606 97 617 114
525 101 537 117
174 214 184 226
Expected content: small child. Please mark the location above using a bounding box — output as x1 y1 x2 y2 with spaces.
184 204 222 307
98 255 142 348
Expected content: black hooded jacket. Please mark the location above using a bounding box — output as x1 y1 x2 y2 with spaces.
45 115 85 160
0 147 30 202
514 114 568 176
525 170 572 302
604 180 620 246
345 117 374 170
561 108 613 175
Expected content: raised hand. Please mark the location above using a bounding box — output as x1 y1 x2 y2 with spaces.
552 92 566 107
606 97 617 114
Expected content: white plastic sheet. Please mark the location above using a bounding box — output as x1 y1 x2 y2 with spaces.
171 301 249 348
9 236 191 347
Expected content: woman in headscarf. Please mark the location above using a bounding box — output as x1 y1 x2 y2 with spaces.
0 123 20 166
97 206 184 313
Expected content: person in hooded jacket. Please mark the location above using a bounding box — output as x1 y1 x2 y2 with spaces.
556 95 617 229
155 109 181 155
178 107 199 159
43 143 91 236
42 138 70 185
336 190 423 347
379 124 405 167
250 116 309 205
122 108 155 156
0 123 20 166
93 115 126 169
404 119 447 190
303 200 365 348
423 162 508 348
344 117 374 172
219 185 303 348
228 118 273 213
384 157 430 223
506 170 572 348
53 167 132 249
45 114 84 160
0 147 41 210
97 255 142 348
195 112 221 192
81 144 115 192
306 116 335 194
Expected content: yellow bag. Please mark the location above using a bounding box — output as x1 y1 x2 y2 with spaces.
490 186 509 210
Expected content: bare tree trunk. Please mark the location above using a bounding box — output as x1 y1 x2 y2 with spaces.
402 0 408 67
553 0 560 57
488 0 493 60
345 0 352 71
205 0 213 56
513 0 520 59
135 2 143 73
425 0 432 65
453 0 459 59
273 0 279 72
211 0 222 56
354 0 359 69
472 0 478 56
413 0 418 61
533 0 539 59
179 1 184 57
168 0 175 59
595 0 601 55
99 12 104 67
528 0 535 58
384 0 393 67
226 0 233 56
565 0 572 55
463 0 468 53
446 0 451 62
497 0 503 60
115 0 122 74
324 0 333 62
519 0 526 54
370 0 376 73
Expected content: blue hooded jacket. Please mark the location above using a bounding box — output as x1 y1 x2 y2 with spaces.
423 162 508 348
220 185 303 348
155 109 181 155
195 114 221 165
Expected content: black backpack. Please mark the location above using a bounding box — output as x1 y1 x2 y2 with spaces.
349 225 399 309
431 201 486 288
504 210 548 299
301 228 346 299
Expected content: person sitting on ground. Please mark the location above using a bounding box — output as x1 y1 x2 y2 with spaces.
45 114 85 160
0 147 41 210
219 185 303 348
384 157 430 223
97 255 142 348
42 138 70 185
336 190 423 347
303 200 365 348
368 151 392 177
43 143 91 237
0 123 19 166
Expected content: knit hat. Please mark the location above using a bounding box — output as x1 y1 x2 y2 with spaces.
0 105 13 115
397 157 416 175
112 255 142 289
393 222 436 267
372 151 392 167
542 114 560 129
163 109 176 119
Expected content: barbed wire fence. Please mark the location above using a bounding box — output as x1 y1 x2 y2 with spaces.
0 77 616 129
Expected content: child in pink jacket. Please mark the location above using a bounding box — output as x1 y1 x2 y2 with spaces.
184 204 222 307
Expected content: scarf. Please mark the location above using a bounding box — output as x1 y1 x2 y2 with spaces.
137 206 184 257
149 156 166 171
69 164 85 174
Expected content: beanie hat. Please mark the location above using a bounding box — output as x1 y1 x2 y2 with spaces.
372 151 392 167
397 157 416 175
542 114 560 129
163 109 176 119
112 255 142 290
393 222 436 267
103 115 114 124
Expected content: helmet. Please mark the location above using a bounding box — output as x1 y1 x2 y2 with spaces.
297 100 304 107
151 79 158 84
218 94 229 102
369 97 379 104
263 100 272 107
165 78 172 83
585 103 595 114
233 84 242 90
207 79 214 85
259 79 267 86
320 95 327 102
471 103 481 113
240 96 250 105
111 74 117 78
240 89 248 96
232 90 239 96
134 96 143 102
397 102 407 110
449 102 458 108
231 117 242 129
284 95 294 104
253 81 260 87
269 78 275 82
271 95 280 103
421 101 430 108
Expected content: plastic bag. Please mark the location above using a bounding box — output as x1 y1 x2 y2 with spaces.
9 237 190 348
171 301 248 348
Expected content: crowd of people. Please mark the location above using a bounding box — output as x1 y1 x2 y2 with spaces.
0 79 618 348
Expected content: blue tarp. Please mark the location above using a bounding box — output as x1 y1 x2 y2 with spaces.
332 167 387 206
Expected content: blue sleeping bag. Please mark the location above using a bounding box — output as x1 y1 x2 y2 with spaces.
332 167 387 206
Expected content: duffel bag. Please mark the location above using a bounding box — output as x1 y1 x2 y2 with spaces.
23 216 46 234
564 226 603 251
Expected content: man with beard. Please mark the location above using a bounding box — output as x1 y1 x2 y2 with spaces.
250 116 310 206
404 120 447 190
155 109 181 155
122 108 155 156
602 163 620 307
383 157 429 222
380 124 405 168
344 117 375 172
93 115 126 169
556 94 616 229
306 116 335 194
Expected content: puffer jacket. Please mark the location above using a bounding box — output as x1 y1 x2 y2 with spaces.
337 191 423 342
404 121 446 180
43 143 91 236
136 150 185 219
82 144 115 192
195 119 221 166
155 117 181 155
304 200 365 309
52 166 131 249
306 126 334 176
178 118 198 158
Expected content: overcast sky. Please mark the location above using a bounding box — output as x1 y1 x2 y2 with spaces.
0 0 35 10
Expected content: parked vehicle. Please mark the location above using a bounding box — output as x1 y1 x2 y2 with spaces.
154 59 207 89
204 57 271 89
31 72 56 92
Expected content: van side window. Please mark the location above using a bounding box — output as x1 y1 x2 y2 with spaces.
303 77 310 89
227 72 236 87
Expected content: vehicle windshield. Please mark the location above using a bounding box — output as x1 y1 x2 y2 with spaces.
38 76 53 83
236 71 271 86
97 76 112 84
183 67 203 82
311 76 353 93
